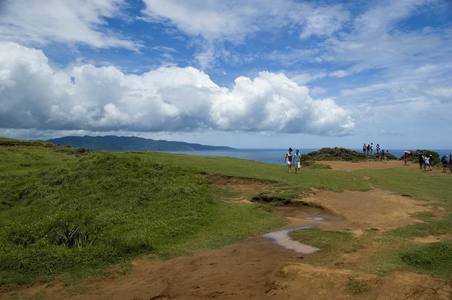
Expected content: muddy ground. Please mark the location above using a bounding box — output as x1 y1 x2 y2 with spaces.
3 162 452 300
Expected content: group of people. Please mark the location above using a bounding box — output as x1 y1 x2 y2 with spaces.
416 153 452 173
362 142 386 159
441 154 452 173
417 153 433 170
284 148 302 173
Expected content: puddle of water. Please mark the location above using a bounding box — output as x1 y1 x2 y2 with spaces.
304 216 326 221
263 225 319 254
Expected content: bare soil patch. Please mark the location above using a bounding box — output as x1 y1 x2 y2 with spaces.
278 264 451 299
209 175 275 203
209 175 273 194
302 189 433 230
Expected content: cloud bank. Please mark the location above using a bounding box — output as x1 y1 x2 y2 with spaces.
0 42 353 135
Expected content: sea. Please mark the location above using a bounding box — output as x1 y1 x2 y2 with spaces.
169 149 452 165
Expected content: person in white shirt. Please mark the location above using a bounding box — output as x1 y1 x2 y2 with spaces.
293 149 302 174
423 155 432 171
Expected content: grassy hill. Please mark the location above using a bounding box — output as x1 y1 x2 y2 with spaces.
1 138 451 288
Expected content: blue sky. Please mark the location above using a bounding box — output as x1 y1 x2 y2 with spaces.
0 0 451 148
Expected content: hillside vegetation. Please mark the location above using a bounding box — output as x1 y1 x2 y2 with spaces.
1 138 451 289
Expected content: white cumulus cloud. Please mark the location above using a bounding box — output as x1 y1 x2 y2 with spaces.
0 42 354 135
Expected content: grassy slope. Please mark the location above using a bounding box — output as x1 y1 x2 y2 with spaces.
137 152 369 193
0 144 286 285
1 139 451 286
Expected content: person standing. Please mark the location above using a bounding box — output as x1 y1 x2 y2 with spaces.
441 155 448 173
362 144 367 155
449 154 452 173
418 153 424 169
380 149 385 160
293 149 301 174
424 155 432 171
285 148 293 173
376 144 381 159
403 150 411 166
370 143 374 155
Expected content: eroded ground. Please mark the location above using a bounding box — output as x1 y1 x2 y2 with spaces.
3 164 452 300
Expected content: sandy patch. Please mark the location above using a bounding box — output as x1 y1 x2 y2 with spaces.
302 189 432 230
277 264 452 299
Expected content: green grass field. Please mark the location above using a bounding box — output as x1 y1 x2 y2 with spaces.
1 138 451 287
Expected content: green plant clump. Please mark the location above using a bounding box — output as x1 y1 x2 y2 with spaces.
400 241 452 277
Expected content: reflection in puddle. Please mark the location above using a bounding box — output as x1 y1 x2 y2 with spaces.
263 225 319 254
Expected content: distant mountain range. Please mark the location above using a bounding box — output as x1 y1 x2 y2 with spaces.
48 135 234 152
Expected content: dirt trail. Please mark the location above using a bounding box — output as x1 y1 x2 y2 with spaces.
8 235 451 300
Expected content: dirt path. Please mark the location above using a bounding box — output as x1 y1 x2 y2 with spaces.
7 234 451 300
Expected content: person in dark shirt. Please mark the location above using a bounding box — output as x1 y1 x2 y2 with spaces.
284 148 293 173
449 154 452 173
441 155 448 173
